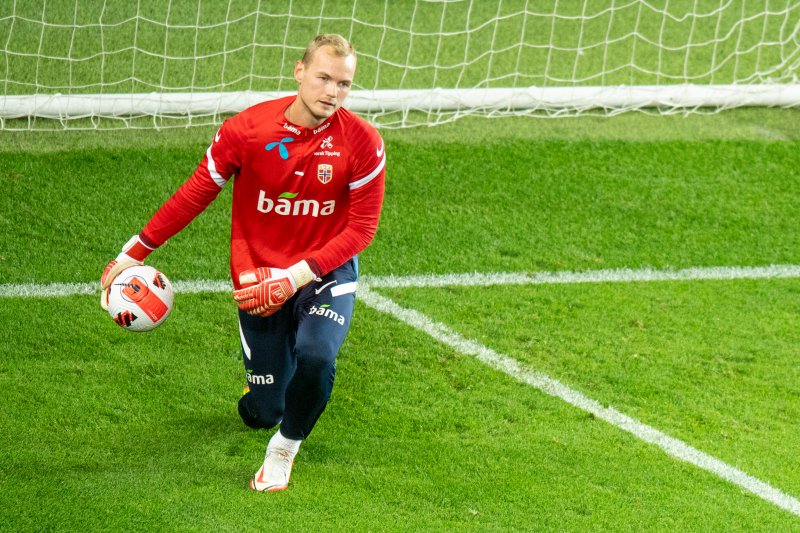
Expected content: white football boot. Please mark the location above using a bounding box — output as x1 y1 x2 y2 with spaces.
249 448 294 492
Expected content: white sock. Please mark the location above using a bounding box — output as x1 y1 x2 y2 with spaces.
267 428 302 457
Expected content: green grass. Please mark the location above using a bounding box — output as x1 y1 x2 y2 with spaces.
3 111 800 530
2 1 800 529
384 279 800 494
2 109 800 284
0 294 796 531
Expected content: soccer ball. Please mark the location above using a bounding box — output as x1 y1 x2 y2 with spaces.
105 265 174 332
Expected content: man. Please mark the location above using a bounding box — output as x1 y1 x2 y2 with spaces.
100 34 386 492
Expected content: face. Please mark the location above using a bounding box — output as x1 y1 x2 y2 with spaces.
290 45 356 127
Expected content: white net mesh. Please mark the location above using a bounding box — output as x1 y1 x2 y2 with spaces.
1 0 799 129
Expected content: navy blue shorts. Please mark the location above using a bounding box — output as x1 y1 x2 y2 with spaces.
236 257 358 440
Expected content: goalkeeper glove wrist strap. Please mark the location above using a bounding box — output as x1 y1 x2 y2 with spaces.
287 260 317 288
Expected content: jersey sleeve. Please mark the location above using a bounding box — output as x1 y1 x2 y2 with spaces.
307 124 386 275
138 116 247 249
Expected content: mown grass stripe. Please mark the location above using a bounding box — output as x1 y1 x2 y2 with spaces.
358 286 800 517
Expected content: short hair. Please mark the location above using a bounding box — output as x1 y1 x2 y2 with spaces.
301 34 356 65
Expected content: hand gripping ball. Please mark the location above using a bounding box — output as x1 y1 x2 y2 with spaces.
105 265 174 332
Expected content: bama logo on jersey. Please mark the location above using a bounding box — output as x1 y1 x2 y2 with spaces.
257 190 335 217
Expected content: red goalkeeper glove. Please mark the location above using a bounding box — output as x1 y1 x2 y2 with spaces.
100 235 154 310
232 261 317 317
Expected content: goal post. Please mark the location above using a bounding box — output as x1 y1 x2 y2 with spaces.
1 1 799 130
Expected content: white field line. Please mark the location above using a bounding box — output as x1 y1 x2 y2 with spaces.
357 286 800 517
0 279 232 298
363 264 800 289
3 264 800 298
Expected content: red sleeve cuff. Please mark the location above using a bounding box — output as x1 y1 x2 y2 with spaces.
126 234 156 261
305 258 322 277
138 232 158 251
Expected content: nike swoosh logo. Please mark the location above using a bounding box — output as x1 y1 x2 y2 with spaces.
376 141 384 157
314 280 338 295
215 130 222 142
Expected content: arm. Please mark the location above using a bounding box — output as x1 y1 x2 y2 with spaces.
307 169 385 275
100 120 243 305
308 124 387 275
140 118 245 248
137 162 227 249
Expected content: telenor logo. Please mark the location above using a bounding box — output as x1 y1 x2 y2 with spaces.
266 137 294 160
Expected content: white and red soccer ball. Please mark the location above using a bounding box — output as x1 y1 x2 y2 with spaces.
105 265 174 332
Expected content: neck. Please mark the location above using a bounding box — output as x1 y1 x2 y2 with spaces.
285 99 325 128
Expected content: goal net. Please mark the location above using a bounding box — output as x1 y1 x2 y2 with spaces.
1 0 799 130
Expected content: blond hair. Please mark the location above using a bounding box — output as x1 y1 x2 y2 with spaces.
301 34 356 65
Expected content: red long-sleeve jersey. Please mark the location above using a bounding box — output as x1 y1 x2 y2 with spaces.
138 95 386 288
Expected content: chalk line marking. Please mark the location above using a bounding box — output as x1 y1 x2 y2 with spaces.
4 264 800 298
358 286 800 517
0 279 232 298
364 264 800 289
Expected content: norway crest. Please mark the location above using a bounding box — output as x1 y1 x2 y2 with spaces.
317 164 333 184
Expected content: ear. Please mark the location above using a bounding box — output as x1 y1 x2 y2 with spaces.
294 60 305 84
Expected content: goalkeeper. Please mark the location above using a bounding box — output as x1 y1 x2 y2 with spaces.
100 34 386 492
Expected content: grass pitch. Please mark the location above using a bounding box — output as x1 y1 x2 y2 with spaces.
2 110 800 531
3 1 800 529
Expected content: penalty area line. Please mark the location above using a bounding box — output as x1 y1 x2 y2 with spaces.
357 286 800 517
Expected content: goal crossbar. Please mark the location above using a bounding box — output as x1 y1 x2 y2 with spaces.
3 85 799 121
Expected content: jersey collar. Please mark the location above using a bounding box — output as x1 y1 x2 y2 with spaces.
278 96 338 138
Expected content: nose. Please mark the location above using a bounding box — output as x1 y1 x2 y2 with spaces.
326 80 338 98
